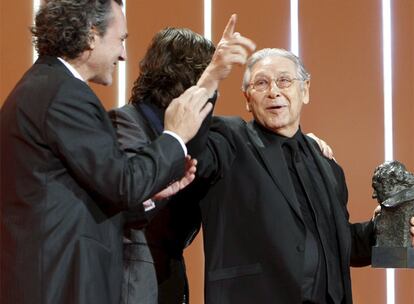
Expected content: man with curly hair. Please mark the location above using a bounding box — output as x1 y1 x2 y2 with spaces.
109 28 216 304
0 1 255 303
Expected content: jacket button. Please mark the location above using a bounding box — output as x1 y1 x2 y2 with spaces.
296 245 304 252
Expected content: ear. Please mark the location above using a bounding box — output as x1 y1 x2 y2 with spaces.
246 102 251 112
302 80 310 104
88 27 99 50
243 91 251 112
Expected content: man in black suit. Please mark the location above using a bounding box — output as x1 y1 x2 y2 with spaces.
0 1 217 303
187 48 414 304
110 17 256 304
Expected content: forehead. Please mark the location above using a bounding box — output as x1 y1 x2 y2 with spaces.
250 56 296 77
107 2 127 35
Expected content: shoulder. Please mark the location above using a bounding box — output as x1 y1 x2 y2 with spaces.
108 104 141 124
305 135 346 180
211 116 246 131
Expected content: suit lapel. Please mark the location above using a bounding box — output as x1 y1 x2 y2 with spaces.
305 136 351 266
305 137 345 219
245 122 303 219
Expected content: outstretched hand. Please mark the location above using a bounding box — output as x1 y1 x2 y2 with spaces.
197 14 256 95
152 155 197 201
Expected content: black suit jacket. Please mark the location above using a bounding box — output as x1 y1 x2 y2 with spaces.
0 57 186 304
191 116 374 304
109 104 201 304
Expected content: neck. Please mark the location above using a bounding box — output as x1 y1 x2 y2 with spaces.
65 51 93 82
271 125 300 138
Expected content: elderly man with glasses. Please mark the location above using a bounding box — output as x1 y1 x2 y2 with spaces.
178 48 414 304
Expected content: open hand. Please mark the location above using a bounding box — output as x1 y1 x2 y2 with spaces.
152 155 197 200
164 86 212 143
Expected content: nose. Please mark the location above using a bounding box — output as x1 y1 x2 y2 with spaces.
268 80 281 98
119 44 127 61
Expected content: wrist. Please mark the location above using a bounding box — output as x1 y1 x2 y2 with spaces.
197 68 220 97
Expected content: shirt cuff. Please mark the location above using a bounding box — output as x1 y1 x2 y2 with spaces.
163 130 187 155
142 199 156 212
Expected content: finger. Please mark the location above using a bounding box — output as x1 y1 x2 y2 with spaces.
327 146 333 158
324 146 334 159
219 50 250 66
372 206 381 221
199 102 213 121
222 14 237 40
180 174 195 188
322 147 329 159
228 35 256 53
410 217 414 225
227 55 248 66
411 225 414 247
185 163 197 174
174 86 200 103
189 87 210 112
228 45 249 61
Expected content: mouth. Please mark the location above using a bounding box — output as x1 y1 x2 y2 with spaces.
267 104 287 112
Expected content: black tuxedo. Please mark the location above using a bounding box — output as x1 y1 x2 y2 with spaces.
191 116 374 304
0 57 186 304
109 103 201 304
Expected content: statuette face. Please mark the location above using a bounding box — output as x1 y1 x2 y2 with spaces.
371 161 414 268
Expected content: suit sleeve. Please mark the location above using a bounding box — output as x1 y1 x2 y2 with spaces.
185 91 218 157
109 106 173 225
44 79 185 214
190 117 239 185
109 106 151 157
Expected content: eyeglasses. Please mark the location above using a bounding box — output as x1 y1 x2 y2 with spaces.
249 76 302 92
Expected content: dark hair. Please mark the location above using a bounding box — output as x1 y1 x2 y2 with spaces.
31 0 123 59
130 28 215 109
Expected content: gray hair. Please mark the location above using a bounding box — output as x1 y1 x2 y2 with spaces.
242 48 311 92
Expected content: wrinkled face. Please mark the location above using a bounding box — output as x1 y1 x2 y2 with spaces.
87 1 127 85
244 56 310 137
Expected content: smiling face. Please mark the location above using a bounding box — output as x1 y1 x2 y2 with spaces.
86 1 127 85
244 56 310 137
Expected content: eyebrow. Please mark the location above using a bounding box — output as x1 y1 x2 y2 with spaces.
254 71 293 78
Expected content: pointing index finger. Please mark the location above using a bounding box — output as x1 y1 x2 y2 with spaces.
222 14 237 39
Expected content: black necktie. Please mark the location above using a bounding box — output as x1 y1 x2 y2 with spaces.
283 139 314 201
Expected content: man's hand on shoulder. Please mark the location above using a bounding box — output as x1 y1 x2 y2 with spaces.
306 133 334 159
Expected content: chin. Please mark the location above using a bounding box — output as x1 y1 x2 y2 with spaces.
91 77 112 86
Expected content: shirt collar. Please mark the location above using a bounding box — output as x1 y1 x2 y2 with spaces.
57 57 85 82
254 122 309 157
